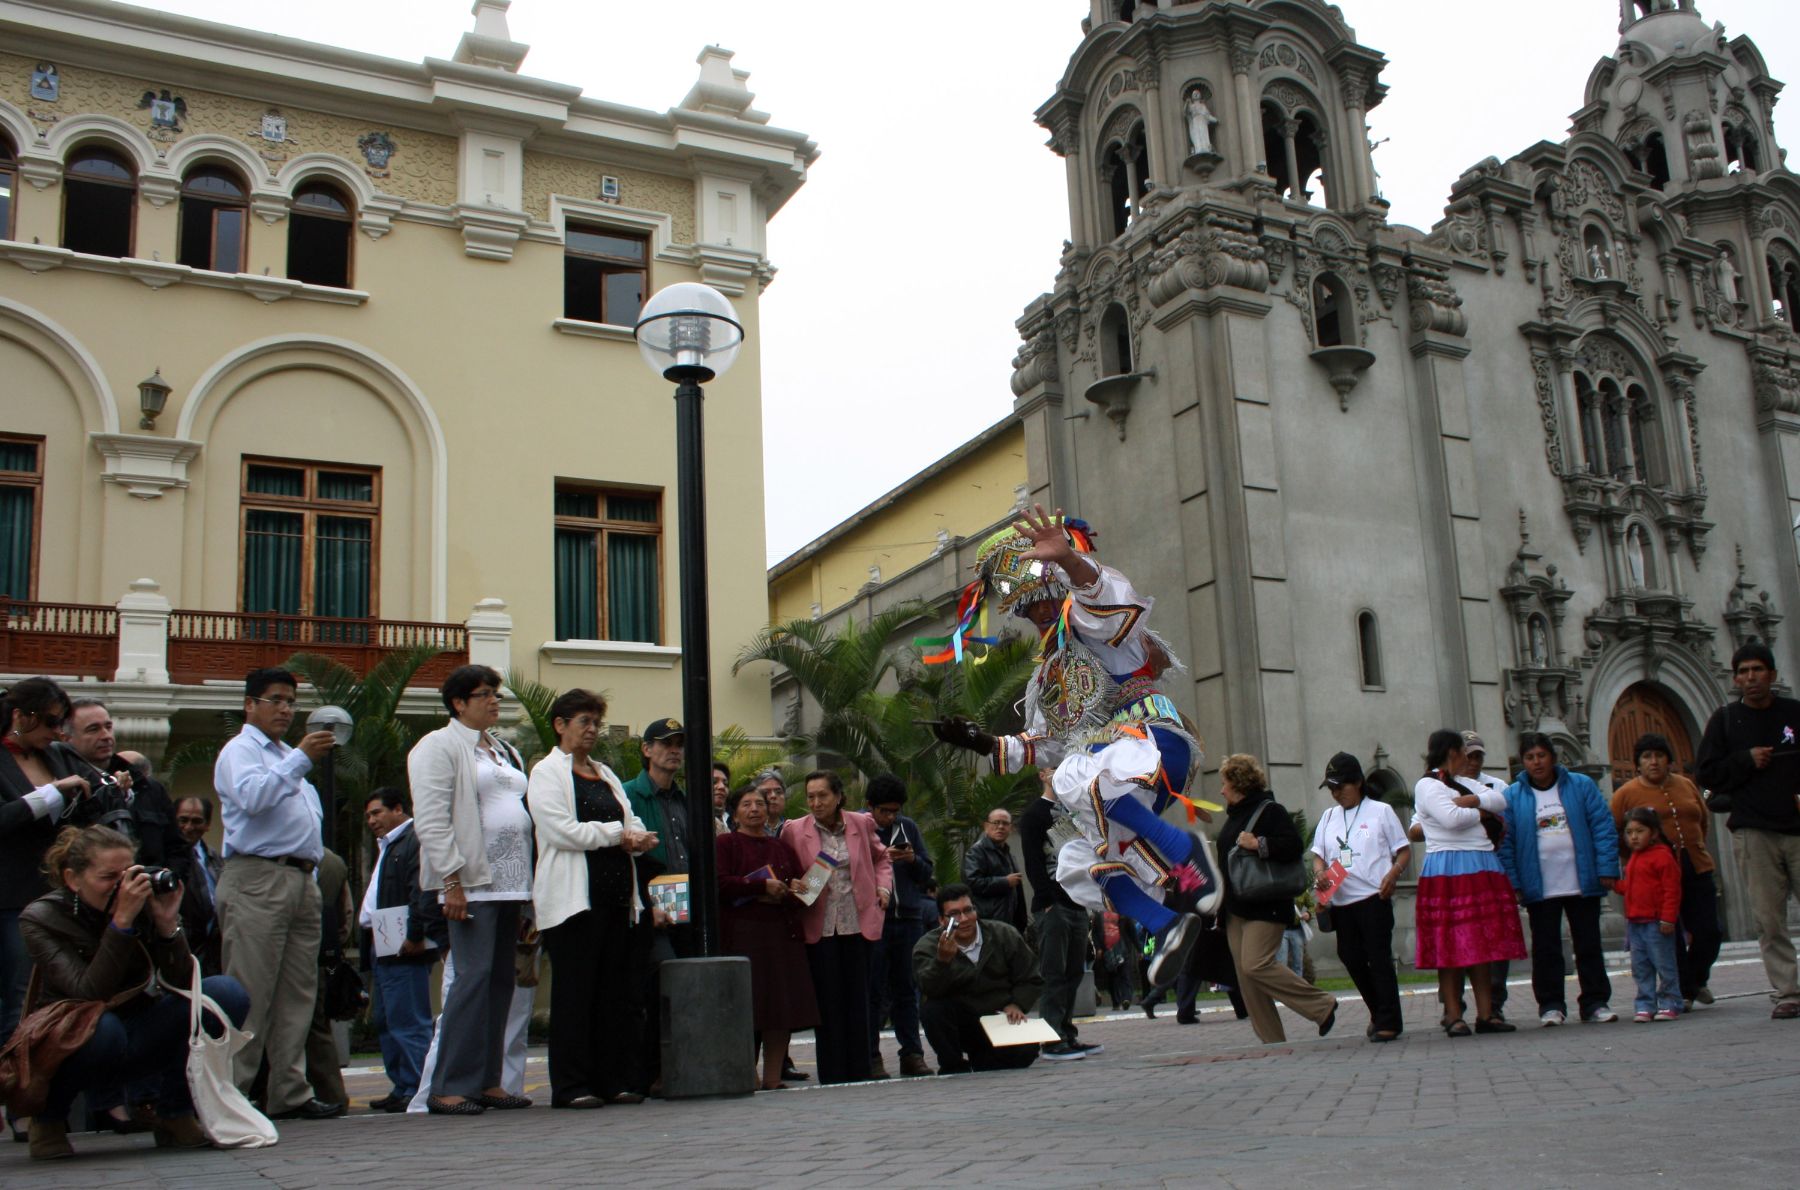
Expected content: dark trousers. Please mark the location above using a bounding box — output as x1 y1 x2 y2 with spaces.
1036 905 1088 1044
42 977 249 1124
432 901 520 1097
1332 896 1403 1035
920 998 1039 1074
372 960 434 1100
1526 894 1611 1017
303 968 348 1106
806 934 871 1085
1676 858 1723 999
542 906 637 1103
868 914 925 1059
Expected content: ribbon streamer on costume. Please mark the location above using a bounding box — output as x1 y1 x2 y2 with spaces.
916 580 999 665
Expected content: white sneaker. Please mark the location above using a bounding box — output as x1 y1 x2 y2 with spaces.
1539 1009 1566 1026
1584 1005 1618 1023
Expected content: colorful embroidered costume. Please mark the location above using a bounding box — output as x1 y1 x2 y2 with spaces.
926 517 1219 985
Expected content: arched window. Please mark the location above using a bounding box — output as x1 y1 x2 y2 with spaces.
1599 378 1632 480
1626 383 1663 485
1770 251 1800 329
1625 130 1671 188
1313 274 1350 346
1115 0 1138 20
61 144 136 257
1356 610 1383 689
178 165 247 273
288 181 353 288
1101 122 1148 238
1583 225 1614 279
0 133 15 241
1262 102 1327 204
1576 372 1606 475
1099 302 1133 376
1723 117 1759 174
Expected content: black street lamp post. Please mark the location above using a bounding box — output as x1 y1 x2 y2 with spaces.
633 283 754 1099
635 281 743 957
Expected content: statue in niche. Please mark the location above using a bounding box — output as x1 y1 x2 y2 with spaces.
1587 241 1611 279
1716 246 1741 304
1185 88 1218 156
1626 527 1648 588
1530 618 1550 667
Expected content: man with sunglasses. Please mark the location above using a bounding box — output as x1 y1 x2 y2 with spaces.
213 666 341 1120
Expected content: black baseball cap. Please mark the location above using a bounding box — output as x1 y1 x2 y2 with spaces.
1320 752 1364 789
642 717 685 744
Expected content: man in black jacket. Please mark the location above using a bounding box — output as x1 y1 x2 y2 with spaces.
1018 768 1099 1059
359 787 442 1110
60 698 183 865
963 809 1026 931
1696 642 1800 1020
173 796 224 974
864 775 935 1078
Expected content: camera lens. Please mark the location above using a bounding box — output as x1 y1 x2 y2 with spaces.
141 866 180 895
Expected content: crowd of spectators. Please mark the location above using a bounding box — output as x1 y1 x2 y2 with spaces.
5 637 1799 1158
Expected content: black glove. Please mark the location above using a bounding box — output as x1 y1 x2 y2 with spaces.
932 715 996 756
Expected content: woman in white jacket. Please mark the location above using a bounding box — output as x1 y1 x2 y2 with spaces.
1413 728 1526 1037
527 689 658 1109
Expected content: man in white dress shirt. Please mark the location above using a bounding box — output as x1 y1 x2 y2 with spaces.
212 667 338 1120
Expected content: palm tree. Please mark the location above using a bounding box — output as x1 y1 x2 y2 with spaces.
733 601 934 777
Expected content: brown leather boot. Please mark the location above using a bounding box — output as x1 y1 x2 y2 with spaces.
28 1119 73 1161
153 1115 211 1149
899 1052 934 1077
867 1055 891 1080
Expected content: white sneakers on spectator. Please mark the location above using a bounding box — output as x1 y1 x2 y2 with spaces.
1540 1009 1565 1026
1584 1005 1618 1023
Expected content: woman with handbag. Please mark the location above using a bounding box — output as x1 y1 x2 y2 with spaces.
1414 729 1526 1036
526 688 657 1109
1214 754 1338 1043
12 825 248 1159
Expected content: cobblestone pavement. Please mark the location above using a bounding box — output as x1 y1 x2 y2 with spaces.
4 945 1796 1189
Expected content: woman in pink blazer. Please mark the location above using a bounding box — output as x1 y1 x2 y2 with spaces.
780 770 893 1084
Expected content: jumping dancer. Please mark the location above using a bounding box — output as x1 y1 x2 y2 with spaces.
928 505 1219 988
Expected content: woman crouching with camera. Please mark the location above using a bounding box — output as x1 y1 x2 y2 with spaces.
15 825 248 1160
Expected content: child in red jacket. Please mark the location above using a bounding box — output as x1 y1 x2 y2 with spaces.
1618 807 1683 1021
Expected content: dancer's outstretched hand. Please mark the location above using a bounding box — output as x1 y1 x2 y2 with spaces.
1011 503 1074 566
931 715 996 756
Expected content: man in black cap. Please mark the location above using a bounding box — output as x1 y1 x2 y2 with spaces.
1308 752 1411 1042
622 717 697 1093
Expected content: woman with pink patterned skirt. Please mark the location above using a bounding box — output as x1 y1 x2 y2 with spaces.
1413 728 1526 1037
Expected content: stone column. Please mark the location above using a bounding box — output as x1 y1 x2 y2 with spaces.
467 598 513 675
114 578 171 685
1339 72 1371 205
1229 39 1260 178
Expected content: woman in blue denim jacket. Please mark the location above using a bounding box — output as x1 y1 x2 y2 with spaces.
1494 733 1620 1026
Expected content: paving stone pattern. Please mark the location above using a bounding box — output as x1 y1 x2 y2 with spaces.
4 947 1796 1188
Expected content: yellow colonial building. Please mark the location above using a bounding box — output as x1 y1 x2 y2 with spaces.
0 0 815 759
767 417 1027 626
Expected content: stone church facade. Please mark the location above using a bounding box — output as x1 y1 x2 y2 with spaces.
1009 0 1799 932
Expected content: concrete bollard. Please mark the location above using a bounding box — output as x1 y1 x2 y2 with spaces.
659 956 756 1099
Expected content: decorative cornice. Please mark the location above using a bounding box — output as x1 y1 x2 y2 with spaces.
89 433 203 499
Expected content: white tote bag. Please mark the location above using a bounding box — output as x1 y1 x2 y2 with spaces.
175 956 279 1148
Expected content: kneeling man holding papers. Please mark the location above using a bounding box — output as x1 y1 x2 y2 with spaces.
912 882 1051 1073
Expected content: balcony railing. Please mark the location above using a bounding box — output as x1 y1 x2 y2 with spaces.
0 586 507 689
168 611 469 686
0 600 120 679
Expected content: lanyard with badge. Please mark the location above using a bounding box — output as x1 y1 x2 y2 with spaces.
1334 801 1364 868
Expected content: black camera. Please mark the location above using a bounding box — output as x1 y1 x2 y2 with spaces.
140 866 180 895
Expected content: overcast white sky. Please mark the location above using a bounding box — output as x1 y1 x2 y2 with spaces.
131 0 1798 565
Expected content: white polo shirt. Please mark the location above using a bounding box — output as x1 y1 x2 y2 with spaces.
1310 796 1410 905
